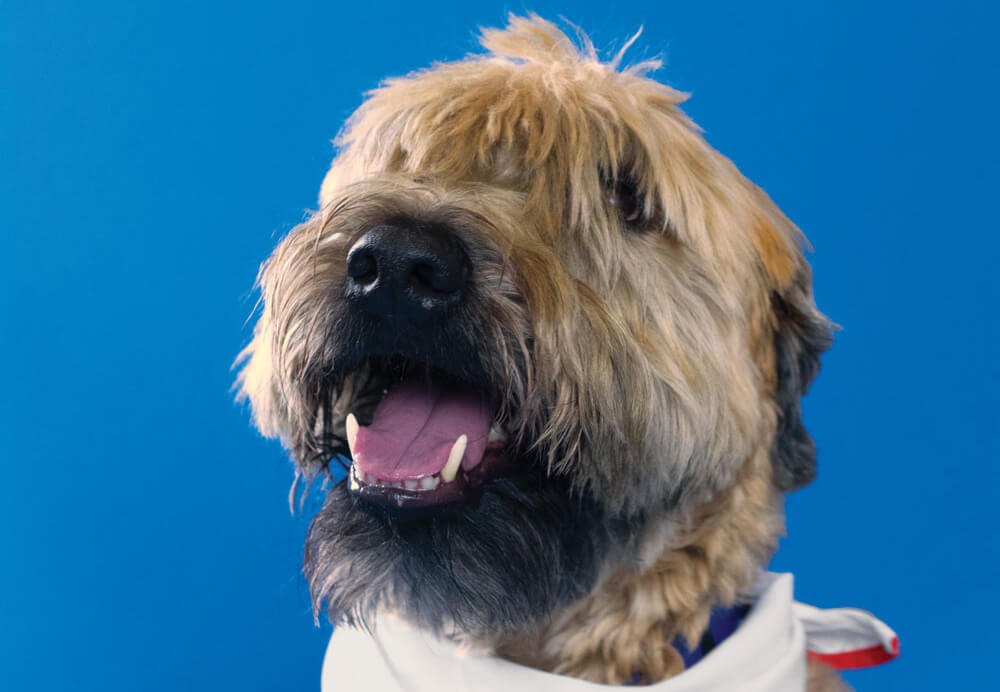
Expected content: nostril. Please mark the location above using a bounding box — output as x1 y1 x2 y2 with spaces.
409 261 436 293
408 257 467 297
347 248 378 286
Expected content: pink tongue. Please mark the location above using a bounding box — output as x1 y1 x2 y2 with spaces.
353 373 493 481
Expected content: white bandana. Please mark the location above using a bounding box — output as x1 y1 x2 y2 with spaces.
321 572 898 691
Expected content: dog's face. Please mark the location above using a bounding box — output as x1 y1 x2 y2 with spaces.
237 16 832 644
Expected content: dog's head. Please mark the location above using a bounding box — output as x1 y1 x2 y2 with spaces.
237 15 832 646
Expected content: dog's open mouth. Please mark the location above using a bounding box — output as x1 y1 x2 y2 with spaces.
344 363 515 510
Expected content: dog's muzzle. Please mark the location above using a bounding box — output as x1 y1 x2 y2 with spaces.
339 219 517 513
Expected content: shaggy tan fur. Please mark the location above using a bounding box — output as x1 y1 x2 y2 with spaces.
238 14 839 689
498 445 782 683
807 662 853 691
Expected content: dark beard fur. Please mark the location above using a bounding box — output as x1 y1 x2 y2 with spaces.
304 466 623 640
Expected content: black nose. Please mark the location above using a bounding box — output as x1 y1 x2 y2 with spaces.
345 220 470 321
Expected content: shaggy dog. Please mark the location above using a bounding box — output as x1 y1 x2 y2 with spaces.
237 15 858 689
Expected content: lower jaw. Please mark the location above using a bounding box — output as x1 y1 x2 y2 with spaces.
347 446 516 513
306 466 615 639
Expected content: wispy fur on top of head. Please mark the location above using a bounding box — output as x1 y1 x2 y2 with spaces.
322 15 801 288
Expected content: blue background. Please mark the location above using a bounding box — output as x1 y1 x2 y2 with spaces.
3 1 997 689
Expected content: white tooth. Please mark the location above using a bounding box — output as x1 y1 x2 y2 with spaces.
345 413 359 456
440 434 467 483
420 475 438 490
391 481 403 489
404 479 419 490
487 422 508 443
367 473 377 485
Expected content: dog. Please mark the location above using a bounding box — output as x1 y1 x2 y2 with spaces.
237 15 896 690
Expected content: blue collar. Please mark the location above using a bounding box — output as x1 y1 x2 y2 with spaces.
675 603 751 668
628 603 751 685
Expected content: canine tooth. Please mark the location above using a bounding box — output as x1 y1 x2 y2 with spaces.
487 422 508 443
345 413 359 456
420 475 438 490
441 434 467 483
366 473 377 485
404 479 419 490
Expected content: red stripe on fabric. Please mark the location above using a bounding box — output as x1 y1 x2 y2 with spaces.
807 637 900 670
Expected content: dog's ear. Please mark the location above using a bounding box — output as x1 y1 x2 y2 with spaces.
769 266 834 491
750 200 835 492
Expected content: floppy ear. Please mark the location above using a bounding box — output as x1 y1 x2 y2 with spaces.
769 265 834 491
747 189 836 492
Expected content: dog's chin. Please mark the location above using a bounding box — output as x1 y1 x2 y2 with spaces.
304 460 618 641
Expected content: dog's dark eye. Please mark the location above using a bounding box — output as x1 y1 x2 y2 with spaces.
606 179 643 228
